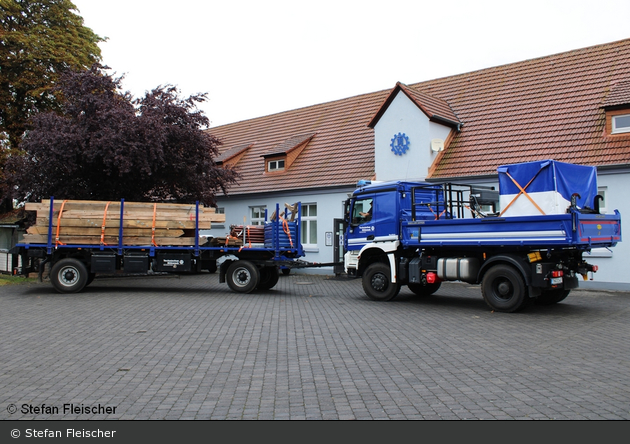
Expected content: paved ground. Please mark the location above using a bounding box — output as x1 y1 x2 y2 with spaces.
1 272 629 420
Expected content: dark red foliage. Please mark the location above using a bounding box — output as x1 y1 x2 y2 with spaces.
6 65 237 206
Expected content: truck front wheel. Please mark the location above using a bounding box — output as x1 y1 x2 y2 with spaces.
226 260 260 293
408 282 441 297
362 263 400 301
50 258 89 293
481 264 528 312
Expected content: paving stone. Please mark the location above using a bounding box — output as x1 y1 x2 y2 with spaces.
1 274 629 420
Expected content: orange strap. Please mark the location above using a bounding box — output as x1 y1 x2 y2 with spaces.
100 201 111 245
55 200 68 247
151 203 158 246
500 172 546 216
426 204 447 220
281 217 294 248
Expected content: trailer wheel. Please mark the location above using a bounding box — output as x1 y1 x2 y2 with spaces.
536 289 570 305
408 282 441 297
481 264 527 312
257 266 280 290
362 263 400 301
50 258 89 293
226 260 260 293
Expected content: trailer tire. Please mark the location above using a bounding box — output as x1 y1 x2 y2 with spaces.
536 289 570 305
362 263 400 301
481 264 527 312
50 258 89 293
226 260 260 294
408 282 441 297
257 266 280 290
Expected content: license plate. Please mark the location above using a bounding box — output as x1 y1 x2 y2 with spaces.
551 277 563 285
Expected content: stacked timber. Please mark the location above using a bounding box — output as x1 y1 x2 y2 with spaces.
21 199 225 247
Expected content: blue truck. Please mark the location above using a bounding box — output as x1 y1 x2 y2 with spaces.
10 200 309 294
343 160 622 312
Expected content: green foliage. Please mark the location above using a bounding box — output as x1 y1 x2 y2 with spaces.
0 0 103 208
6 66 239 206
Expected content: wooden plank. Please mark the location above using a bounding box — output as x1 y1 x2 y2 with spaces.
30 200 219 213
27 226 184 237
36 217 202 229
21 234 201 246
31 209 223 223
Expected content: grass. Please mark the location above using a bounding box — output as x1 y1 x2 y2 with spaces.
0 274 37 286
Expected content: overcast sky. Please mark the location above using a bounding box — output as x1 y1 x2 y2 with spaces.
72 0 630 128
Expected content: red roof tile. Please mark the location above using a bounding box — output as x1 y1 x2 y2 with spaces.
208 38 630 194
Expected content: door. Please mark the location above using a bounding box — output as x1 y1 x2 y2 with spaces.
333 218 345 275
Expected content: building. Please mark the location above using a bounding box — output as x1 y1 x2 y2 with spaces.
206 38 630 289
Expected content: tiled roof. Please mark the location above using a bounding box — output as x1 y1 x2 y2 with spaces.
602 80 630 108
368 82 461 128
261 133 316 157
412 39 630 179
215 142 254 164
208 91 389 195
208 38 630 194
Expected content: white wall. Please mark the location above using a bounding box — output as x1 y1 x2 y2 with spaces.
373 91 451 181
580 170 630 290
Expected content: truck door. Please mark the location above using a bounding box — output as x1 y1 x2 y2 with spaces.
333 218 345 275
347 191 398 250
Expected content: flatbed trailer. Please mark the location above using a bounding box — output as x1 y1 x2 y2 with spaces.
344 160 622 312
11 198 311 294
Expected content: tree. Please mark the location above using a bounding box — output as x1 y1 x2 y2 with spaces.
5 65 239 206
0 0 103 149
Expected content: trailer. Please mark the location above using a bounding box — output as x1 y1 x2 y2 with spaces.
343 160 622 312
11 198 310 294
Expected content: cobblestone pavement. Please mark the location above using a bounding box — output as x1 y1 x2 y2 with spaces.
1 272 629 420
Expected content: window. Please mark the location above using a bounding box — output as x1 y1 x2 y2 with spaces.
301 204 317 246
352 198 373 224
250 206 266 225
597 187 607 214
267 159 285 172
612 114 630 134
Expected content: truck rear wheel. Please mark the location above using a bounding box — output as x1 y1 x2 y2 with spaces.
362 262 400 301
257 266 279 290
226 260 260 293
536 288 570 305
50 258 89 293
408 282 441 297
481 264 528 312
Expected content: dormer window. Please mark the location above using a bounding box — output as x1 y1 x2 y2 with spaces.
612 114 630 134
267 158 285 172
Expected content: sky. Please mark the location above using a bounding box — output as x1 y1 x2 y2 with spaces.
71 0 630 128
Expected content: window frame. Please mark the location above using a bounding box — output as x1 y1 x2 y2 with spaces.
612 113 630 134
300 203 318 248
250 206 266 226
267 158 286 172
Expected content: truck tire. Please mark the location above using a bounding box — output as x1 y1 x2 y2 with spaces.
50 258 89 293
481 264 528 312
226 260 260 293
257 266 279 290
536 289 570 305
408 282 441 297
362 262 400 301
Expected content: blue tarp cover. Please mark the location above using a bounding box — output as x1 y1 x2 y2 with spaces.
498 160 598 210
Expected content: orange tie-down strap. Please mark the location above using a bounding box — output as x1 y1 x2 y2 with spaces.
151 203 158 246
281 217 294 248
499 171 546 216
55 200 68 247
100 201 111 245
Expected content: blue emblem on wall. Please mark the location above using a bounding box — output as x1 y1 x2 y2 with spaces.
390 132 410 156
